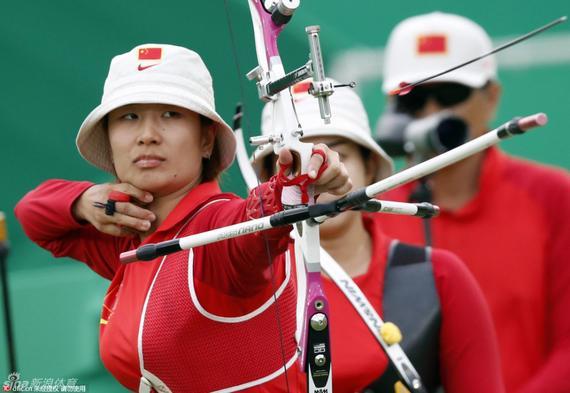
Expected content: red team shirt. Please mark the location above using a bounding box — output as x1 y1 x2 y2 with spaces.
256 214 503 393
16 178 505 392
377 147 570 393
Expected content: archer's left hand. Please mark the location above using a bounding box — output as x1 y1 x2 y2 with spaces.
278 143 352 196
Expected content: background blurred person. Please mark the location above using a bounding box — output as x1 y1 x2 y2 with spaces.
376 12 570 393
252 81 504 393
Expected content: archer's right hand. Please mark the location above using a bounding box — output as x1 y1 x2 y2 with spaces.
73 183 156 237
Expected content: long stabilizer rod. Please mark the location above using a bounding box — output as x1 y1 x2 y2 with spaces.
120 113 546 263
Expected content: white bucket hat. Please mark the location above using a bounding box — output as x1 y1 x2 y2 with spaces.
254 79 394 181
76 44 236 173
382 12 497 93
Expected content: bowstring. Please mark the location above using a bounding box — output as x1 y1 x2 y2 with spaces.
223 1 292 391
289 86 303 129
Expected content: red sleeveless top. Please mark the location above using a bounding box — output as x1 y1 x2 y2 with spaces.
139 220 298 392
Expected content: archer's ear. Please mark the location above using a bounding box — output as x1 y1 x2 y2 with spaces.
201 123 216 157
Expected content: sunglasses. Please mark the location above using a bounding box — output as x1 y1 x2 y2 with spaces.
394 82 476 115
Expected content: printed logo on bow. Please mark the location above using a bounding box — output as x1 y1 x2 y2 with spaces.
137 47 163 71
417 34 447 54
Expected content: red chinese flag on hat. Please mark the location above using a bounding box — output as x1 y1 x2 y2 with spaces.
417 35 447 54
138 47 162 60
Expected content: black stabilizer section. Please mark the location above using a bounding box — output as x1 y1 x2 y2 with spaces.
498 117 523 138
136 239 182 261
269 207 311 227
357 200 383 212
269 202 341 227
335 189 370 212
415 202 439 219
308 201 340 218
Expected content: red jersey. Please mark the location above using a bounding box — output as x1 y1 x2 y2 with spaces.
255 214 504 393
15 180 297 392
377 147 570 393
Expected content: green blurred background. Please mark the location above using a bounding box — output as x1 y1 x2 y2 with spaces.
1 0 568 391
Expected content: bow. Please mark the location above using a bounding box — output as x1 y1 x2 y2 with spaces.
232 2 427 391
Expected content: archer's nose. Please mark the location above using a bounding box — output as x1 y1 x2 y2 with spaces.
137 119 162 145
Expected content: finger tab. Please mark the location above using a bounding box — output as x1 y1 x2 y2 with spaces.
109 191 131 202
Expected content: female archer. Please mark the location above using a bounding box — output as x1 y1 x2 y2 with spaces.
14 44 350 392
251 81 505 393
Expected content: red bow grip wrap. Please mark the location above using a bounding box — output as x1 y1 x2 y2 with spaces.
278 148 329 204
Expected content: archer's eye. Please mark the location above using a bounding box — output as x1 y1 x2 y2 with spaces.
163 111 181 118
121 113 138 120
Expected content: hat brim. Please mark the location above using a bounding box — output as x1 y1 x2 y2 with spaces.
76 86 236 174
383 70 490 93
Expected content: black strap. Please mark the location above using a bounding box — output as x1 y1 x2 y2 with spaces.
388 241 429 266
364 241 441 393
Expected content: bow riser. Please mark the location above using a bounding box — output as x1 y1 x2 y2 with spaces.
247 2 334 391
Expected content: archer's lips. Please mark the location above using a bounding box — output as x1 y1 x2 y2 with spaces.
133 155 165 169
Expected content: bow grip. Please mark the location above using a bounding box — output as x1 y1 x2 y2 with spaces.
277 132 314 176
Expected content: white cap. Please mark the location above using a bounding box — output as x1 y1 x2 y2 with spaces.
382 12 497 93
255 79 394 181
76 44 236 173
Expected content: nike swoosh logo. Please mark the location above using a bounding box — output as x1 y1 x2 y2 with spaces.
138 64 157 71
